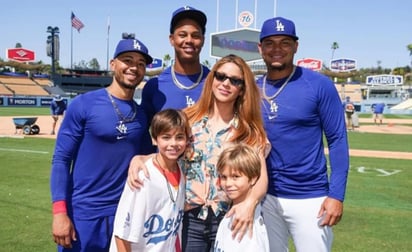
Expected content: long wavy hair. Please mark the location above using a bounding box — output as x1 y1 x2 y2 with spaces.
184 54 267 148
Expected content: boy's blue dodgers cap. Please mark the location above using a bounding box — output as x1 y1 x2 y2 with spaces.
170 6 207 35
260 17 299 42
113 38 153 65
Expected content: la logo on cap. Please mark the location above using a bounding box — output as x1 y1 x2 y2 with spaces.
133 40 141 50
275 20 285 32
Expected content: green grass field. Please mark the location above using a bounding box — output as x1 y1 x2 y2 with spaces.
0 138 55 251
0 107 411 251
0 107 50 116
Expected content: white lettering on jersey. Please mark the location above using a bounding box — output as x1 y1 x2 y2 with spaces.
185 96 195 107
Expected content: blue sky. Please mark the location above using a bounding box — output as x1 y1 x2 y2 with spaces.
1 0 411 70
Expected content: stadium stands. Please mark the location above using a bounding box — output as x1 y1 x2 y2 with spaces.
0 84 13 95
335 83 362 102
53 74 112 94
33 78 53 87
0 68 114 97
0 76 49 96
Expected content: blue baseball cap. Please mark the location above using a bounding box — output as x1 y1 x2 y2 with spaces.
113 38 153 65
260 17 299 42
170 6 207 35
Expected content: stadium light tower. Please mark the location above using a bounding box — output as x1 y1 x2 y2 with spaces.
47 26 60 78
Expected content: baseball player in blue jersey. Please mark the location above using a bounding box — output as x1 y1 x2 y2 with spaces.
372 102 385 125
50 34 153 252
140 6 209 153
50 94 67 135
257 17 350 252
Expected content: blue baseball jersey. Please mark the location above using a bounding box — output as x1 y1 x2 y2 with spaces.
373 103 385 114
50 99 67 115
141 65 209 120
140 65 209 153
257 67 349 201
50 88 150 219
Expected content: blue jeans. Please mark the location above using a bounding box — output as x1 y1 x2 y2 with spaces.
182 206 225 252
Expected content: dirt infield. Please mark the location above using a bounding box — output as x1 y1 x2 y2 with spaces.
1 115 412 160
355 118 412 135
0 115 59 139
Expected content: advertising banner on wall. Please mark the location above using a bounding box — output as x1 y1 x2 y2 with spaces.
210 28 260 62
7 97 37 106
296 58 322 71
7 48 35 62
366 75 403 86
330 58 357 72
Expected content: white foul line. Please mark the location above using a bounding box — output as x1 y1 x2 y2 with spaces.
0 148 49 154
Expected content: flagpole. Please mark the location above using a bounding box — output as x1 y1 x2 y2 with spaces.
254 0 257 29
70 12 85 70
71 13 73 70
235 0 238 29
216 0 219 32
106 16 110 71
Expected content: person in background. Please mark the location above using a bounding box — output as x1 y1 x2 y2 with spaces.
257 17 350 252
214 143 270 252
50 34 153 252
140 5 209 153
343 96 355 130
372 102 385 125
50 94 67 135
110 109 190 252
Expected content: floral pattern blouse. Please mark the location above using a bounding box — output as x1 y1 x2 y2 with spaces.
180 115 239 220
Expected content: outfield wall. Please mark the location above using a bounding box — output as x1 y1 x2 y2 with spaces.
0 96 70 107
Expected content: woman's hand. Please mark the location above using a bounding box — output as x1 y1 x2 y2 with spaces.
226 197 257 241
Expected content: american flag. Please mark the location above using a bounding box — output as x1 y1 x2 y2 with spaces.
71 12 84 32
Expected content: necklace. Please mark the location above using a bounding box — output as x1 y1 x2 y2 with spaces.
171 64 203 90
262 66 296 102
155 154 178 204
106 89 137 138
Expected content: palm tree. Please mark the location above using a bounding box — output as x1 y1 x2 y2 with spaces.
377 60 382 74
89 58 100 70
331 42 339 60
163 54 171 68
407 44 412 67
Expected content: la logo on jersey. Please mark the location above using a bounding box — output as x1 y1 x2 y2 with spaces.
270 100 278 113
275 20 285 31
116 122 127 134
185 96 195 107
